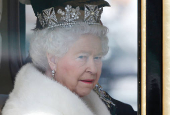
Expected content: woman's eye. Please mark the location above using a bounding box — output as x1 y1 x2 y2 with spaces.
78 56 84 59
94 57 102 60
78 56 87 59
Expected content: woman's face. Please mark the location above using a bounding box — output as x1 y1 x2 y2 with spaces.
55 34 103 97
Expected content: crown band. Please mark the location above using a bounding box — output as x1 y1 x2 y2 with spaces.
37 4 103 29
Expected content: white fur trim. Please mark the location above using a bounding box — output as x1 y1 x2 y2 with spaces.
2 63 110 115
19 0 31 5
82 91 111 115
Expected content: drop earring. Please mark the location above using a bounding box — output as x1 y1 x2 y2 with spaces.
52 70 55 78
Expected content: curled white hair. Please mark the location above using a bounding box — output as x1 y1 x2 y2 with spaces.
30 23 109 71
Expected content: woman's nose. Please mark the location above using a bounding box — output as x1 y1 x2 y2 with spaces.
86 58 97 74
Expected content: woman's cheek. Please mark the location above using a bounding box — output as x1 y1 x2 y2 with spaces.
74 59 87 67
96 62 102 70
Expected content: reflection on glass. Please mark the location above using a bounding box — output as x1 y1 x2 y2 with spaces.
0 0 2 65
100 0 137 110
26 0 137 110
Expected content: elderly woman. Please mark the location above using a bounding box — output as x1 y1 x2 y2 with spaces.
1 0 137 115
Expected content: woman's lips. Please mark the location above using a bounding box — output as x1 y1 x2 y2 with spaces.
80 79 94 84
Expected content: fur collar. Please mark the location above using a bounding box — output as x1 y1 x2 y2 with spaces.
2 63 110 115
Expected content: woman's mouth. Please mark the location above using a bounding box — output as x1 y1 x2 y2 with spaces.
80 79 94 84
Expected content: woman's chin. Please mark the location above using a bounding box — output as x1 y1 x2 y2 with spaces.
76 89 92 97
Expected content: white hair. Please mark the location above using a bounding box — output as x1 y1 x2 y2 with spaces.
30 23 109 71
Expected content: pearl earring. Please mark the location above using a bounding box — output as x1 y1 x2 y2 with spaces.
52 70 55 78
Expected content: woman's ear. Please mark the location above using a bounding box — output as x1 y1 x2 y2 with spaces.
46 53 57 71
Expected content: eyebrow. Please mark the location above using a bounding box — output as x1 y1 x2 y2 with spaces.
96 52 104 56
75 50 104 56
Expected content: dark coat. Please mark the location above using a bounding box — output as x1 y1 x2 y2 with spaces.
94 84 137 115
110 97 137 115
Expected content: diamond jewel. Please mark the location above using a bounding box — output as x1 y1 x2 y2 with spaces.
42 7 58 28
84 5 101 23
37 4 102 29
58 6 81 23
37 12 45 27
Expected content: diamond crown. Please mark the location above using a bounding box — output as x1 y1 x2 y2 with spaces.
37 4 103 29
